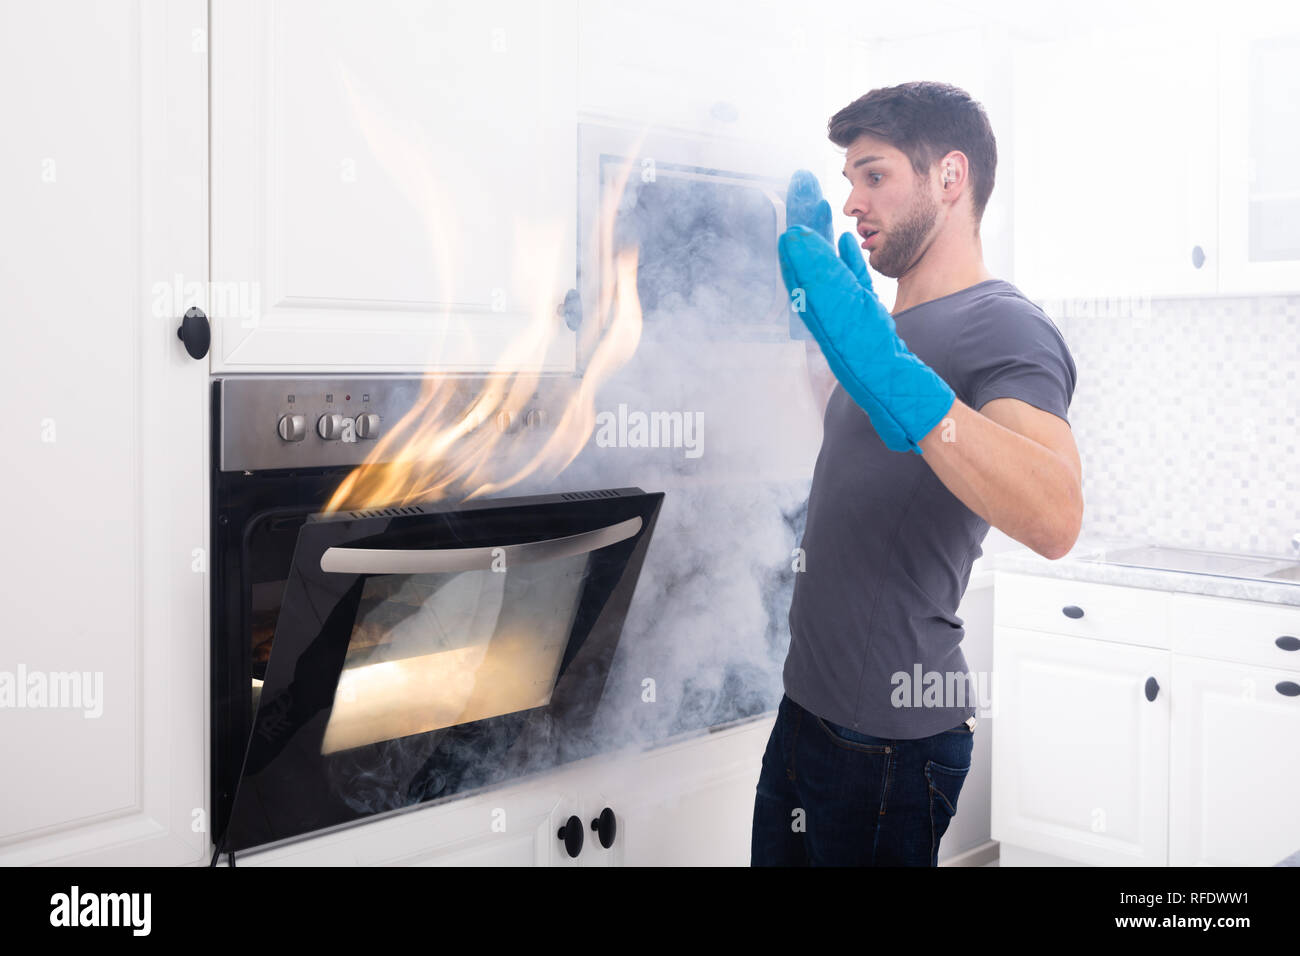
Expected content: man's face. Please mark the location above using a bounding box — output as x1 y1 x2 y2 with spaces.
841 136 940 279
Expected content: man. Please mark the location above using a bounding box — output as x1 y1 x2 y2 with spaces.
752 81 1081 866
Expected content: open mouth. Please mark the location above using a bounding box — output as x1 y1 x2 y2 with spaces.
861 229 880 248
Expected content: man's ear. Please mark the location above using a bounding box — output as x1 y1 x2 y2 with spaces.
938 151 969 192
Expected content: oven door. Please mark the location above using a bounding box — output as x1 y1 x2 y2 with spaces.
221 487 663 853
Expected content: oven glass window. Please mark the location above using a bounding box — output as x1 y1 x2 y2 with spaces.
319 551 590 754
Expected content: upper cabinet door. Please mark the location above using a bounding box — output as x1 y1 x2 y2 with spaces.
576 0 850 152
1217 14 1300 294
212 0 578 372
1012 26 1219 302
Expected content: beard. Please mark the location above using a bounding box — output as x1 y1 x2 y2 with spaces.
867 182 940 279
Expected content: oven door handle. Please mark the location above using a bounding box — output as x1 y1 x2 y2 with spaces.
318 516 643 575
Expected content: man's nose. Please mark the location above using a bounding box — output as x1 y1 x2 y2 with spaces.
843 189 865 218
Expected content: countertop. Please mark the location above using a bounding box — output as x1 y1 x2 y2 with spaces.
971 533 1300 608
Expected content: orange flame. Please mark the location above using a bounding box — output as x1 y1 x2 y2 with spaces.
324 68 645 514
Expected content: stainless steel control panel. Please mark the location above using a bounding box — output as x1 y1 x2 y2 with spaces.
217 374 570 472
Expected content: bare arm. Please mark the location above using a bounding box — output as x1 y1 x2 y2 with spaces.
917 396 1083 560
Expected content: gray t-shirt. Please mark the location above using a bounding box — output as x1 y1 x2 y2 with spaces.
785 278 1077 739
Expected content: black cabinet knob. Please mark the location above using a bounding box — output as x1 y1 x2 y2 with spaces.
1062 605 1084 619
557 815 584 858
590 807 616 849
1145 676 1159 701
1276 681 1300 698
176 306 210 360
1275 635 1300 652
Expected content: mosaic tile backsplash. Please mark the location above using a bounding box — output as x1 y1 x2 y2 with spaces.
1031 293 1300 558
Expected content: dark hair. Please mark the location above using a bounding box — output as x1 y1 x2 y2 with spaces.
828 81 997 228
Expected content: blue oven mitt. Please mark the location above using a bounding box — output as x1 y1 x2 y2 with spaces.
778 210 955 455
784 170 832 341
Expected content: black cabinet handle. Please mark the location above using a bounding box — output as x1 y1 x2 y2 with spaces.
590 807 616 849
558 289 582 331
1145 676 1159 701
176 306 209 360
1062 605 1084 619
1277 682 1300 698
557 815 584 858
1276 636 1300 652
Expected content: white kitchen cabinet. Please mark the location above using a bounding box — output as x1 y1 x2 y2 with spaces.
234 779 580 866
993 570 1300 867
1015 10 1300 300
990 624 1171 866
577 0 851 156
211 0 579 372
1013 24 1216 300
581 716 773 866
1011 24 1219 301
0 0 208 866
230 715 773 866
1168 589 1300 672
1169 655 1300 866
992 571 1170 649
1216 14 1300 294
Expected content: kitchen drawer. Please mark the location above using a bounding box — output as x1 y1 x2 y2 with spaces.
1168 591 1300 673
993 572 1170 650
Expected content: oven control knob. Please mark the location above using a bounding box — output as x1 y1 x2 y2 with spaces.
495 410 515 433
277 414 307 442
355 413 380 439
317 413 344 440
525 408 548 429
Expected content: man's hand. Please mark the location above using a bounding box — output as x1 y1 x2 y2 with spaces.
778 205 955 455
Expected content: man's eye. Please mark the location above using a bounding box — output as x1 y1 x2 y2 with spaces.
869 173 883 185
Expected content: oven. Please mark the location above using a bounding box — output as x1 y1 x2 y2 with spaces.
210 374 663 858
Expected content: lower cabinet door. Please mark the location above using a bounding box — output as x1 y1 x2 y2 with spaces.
580 717 774 867
991 626 1171 865
232 782 576 866
1169 654 1300 866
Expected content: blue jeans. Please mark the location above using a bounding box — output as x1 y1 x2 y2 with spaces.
751 694 974 866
